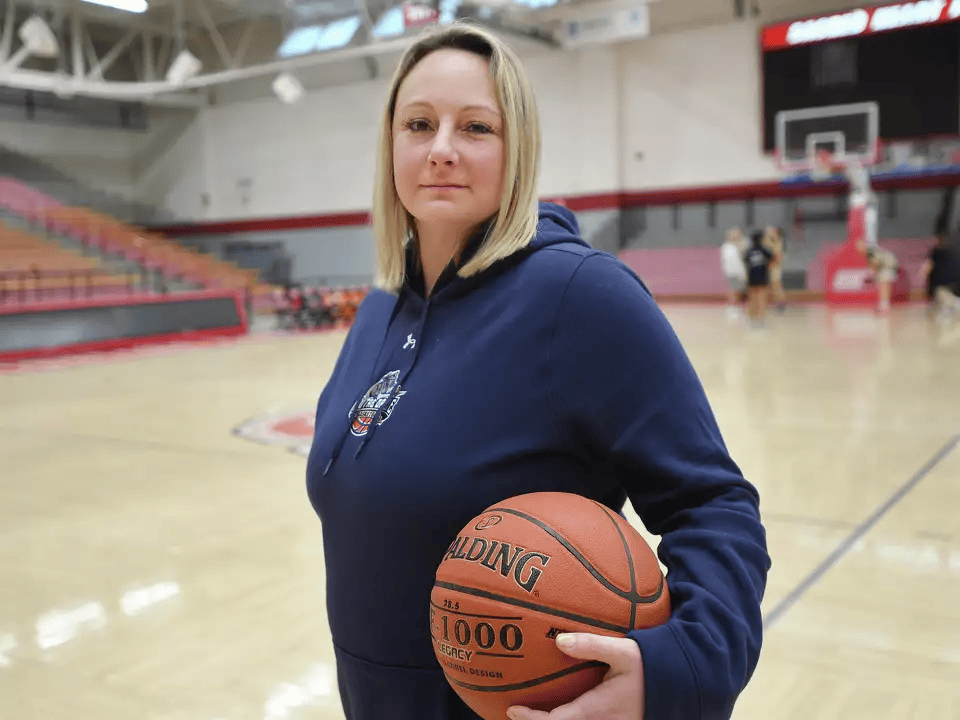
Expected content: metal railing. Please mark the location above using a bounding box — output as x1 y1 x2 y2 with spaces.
0 266 167 305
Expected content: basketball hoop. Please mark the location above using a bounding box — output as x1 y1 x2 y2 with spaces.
811 149 839 181
775 102 879 184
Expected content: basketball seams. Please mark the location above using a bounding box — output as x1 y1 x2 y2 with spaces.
442 660 606 693
435 495 671 717
592 500 639 630
487 506 663 604
489 506 625 597
434 580 631 634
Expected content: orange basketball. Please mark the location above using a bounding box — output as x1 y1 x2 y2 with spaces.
431 492 670 720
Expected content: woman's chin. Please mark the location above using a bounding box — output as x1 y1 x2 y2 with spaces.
413 203 478 226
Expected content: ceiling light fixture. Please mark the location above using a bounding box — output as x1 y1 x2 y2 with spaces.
81 0 149 13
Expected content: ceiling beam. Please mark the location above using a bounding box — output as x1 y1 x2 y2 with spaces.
197 0 233 69
71 1 84 79
88 28 137 79
143 30 154 81
156 33 172 76
0 1 16 64
83 27 99 69
0 66 205 106
0 45 31 74
230 19 254 69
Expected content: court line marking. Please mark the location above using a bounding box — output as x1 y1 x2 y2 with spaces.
0 327 344 375
762 513 859 530
0 425 279 459
763 433 960 630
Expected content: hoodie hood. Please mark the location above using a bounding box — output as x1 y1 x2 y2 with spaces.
406 201 589 301
529 201 585 251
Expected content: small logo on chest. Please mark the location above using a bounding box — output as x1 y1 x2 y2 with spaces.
403 334 416 350
350 370 406 437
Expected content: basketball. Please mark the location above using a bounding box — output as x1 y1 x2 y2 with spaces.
430 492 670 720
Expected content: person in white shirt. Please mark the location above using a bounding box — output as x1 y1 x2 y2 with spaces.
721 227 747 313
846 162 896 313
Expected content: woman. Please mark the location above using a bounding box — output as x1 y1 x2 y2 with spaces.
720 227 747 315
743 230 775 326
857 241 898 313
921 233 960 320
764 226 786 311
306 22 769 720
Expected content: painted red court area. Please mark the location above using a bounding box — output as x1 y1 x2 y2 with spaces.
232 410 316 456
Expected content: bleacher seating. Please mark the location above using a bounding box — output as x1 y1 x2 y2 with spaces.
38 206 278 307
0 222 136 302
1 177 279 310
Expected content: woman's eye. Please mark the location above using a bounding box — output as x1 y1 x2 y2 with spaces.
404 119 431 132
466 122 493 134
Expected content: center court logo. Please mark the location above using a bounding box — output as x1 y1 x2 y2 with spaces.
832 268 872 292
232 410 315 456
233 371 407 454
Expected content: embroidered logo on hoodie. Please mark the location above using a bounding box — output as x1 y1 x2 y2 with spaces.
349 370 406 437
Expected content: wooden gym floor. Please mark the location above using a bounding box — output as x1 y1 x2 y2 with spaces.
1 303 958 719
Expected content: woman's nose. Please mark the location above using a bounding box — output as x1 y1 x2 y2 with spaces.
428 123 457 165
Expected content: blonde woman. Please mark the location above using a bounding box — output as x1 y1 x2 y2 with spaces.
763 226 786 310
306 22 768 720
857 241 898 313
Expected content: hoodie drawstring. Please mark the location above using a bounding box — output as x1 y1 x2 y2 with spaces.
352 307 425 459
323 399 363 476
323 290 428 475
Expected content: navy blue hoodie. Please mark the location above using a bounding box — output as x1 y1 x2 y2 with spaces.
306 202 769 720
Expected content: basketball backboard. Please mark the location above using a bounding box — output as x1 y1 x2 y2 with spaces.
775 102 880 176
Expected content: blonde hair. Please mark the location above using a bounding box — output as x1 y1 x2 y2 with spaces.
372 22 541 292
725 227 744 248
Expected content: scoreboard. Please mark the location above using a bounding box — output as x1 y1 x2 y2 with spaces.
760 0 960 151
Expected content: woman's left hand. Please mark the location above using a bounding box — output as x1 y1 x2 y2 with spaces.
506 633 645 720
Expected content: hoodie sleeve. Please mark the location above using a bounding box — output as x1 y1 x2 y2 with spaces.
547 252 770 720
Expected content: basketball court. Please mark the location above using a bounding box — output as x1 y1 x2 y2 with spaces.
1 302 957 719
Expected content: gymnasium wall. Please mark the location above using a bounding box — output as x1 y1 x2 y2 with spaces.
0 105 196 218
0 16 889 219
138 18 784 281
619 21 779 191
175 224 375 286
144 21 774 222
6 10 954 293
0 116 140 199
142 43 624 221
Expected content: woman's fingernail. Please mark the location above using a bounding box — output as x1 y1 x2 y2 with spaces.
556 633 575 649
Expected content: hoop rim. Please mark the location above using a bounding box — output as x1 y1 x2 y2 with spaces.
775 139 883 180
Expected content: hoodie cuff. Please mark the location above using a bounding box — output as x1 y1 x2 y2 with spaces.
629 622 701 720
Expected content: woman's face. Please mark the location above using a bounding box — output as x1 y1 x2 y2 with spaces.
392 49 505 234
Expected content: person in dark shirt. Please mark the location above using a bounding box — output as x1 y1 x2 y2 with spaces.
922 234 960 319
743 230 776 326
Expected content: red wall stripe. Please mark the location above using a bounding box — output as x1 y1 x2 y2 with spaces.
148 171 960 236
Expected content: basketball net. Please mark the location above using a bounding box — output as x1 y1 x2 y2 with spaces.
811 149 841 182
